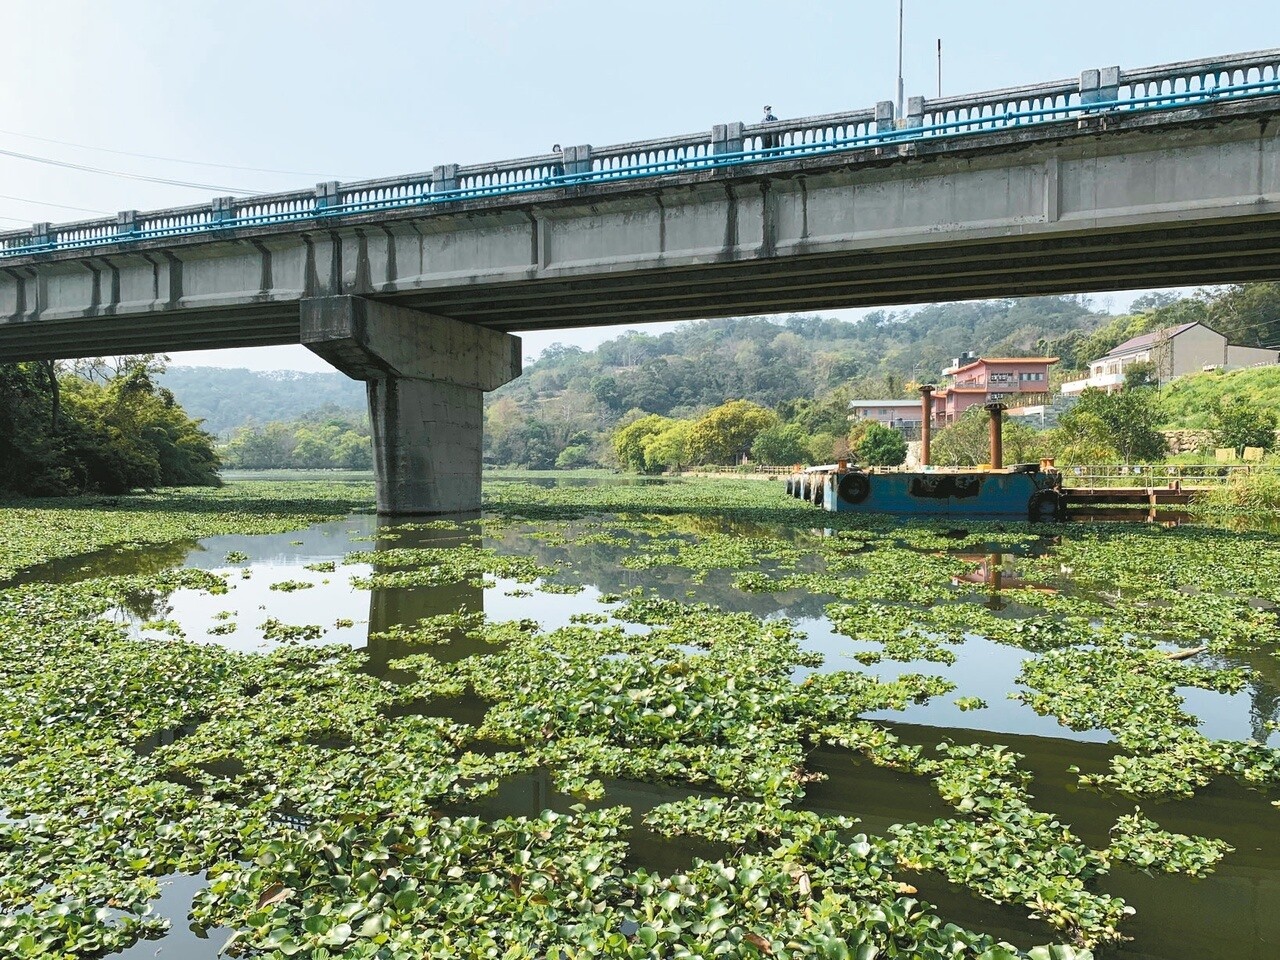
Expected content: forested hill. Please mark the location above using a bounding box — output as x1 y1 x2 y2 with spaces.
498 296 1106 418
159 296 1106 438
482 295 1120 467
148 286 1279 469
157 367 365 435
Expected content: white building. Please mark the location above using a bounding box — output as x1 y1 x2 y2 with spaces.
1061 322 1278 395
848 399 924 436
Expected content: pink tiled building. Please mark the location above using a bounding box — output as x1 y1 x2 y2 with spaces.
932 356 1058 424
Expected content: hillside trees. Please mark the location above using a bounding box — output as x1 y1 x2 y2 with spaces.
221 408 372 470
0 356 219 495
1066 388 1167 462
156 366 364 435
750 424 811 466
686 401 777 465
1204 282 1280 347
482 296 1113 469
613 414 676 473
1209 396 1278 452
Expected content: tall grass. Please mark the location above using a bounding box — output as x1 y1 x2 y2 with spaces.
1197 471 1280 512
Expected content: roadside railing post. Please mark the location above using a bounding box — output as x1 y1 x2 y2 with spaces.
432 164 460 197
905 96 925 130
116 211 138 240
315 181 341 212
31 222 51 250
564 144 593 177
211 196 235 225
875 100 896 136
1080 66 1120 107
711 122 745 157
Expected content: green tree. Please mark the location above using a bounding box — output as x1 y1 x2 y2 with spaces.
931 408 993 467
1209 396 1278 452
1123 360 1158 389
612 414 675 473
643 421 692 472
0 356 220 495
1051 411 1120 465
931 406 1044 467
222 423 296 469
291 426 339 468
0 363 76 494
554 444 592 469
1066 389 1167 462
686 400 777 465
334 430 374 469
855 423 908 466
750 423 811 466
807 432 839 465
588 375 622 412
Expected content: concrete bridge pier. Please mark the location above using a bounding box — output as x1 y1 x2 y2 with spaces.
301 296 521 514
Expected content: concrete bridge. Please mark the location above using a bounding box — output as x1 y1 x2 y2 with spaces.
3 49 1279 512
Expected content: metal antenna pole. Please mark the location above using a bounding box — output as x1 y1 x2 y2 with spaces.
937 37 942 97
896 0 905 120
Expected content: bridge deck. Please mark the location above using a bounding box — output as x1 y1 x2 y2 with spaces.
1 48 1279 363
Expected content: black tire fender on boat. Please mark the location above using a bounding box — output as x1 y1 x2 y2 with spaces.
838 472 871 505
1028 488 1062 523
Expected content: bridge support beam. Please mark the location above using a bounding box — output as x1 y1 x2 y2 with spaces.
301 296 521 514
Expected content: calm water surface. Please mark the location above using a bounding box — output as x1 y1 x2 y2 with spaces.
25 484 1277 959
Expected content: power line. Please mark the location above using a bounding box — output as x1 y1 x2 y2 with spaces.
0 127 342 179
0 145 252 193
0 193 110 215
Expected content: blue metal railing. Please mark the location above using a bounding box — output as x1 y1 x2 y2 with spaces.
2 58 1278 261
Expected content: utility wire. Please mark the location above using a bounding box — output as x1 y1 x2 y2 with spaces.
0 193 110 215
0 146 252 193
0 127 341 179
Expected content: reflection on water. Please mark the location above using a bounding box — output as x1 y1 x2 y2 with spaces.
107 872 230 959
19 487 1271 959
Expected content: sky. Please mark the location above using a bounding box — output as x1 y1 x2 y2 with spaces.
3 0 1276 371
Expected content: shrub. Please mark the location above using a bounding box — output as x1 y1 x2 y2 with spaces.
855 422 908 466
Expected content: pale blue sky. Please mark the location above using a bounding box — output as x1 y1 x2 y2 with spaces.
3 1 1275 370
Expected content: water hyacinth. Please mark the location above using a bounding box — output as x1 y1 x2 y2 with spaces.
0 478 1277 958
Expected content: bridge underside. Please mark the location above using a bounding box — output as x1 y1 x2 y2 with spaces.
395 216 1280 330
2 214 1279 361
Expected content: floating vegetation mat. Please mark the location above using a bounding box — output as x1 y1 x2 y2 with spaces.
0 477 1278 958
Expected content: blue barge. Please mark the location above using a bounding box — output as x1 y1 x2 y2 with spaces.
786 463 1065 521
785 398 1065 521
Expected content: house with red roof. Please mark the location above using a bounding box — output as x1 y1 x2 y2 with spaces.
1061 322 1278 395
